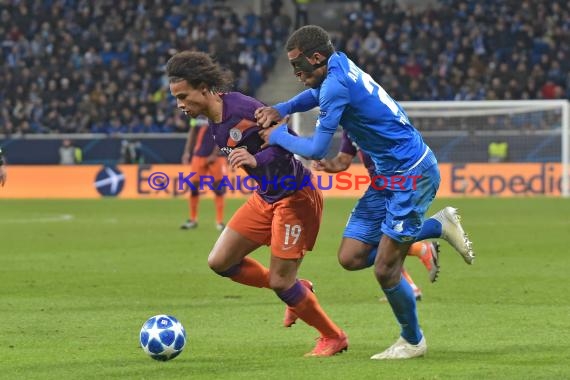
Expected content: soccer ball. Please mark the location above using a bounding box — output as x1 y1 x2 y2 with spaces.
140 315 187 361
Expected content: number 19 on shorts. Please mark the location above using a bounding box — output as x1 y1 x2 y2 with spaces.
284 224 301 245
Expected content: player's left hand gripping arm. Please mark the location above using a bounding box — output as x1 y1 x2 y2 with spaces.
255 90 318 128
265 76 348 160
273 89 319 117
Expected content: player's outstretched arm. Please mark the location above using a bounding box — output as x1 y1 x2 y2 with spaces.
261 124 334 160
255 90 318 128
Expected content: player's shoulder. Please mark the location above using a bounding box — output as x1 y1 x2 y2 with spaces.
222 92 264 108
222 92 264 119
324 52 354 89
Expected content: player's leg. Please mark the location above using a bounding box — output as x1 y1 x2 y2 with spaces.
208 156 228 231
339 185 384 270
371 235 425 360
270 255 347 357
340 185 440 275
379 266 423 302
271 183 347 357
371 162 440 360
208 193 272 287
407 240 440 283
181 156 207 229
339 233 439 279
401 267 422 300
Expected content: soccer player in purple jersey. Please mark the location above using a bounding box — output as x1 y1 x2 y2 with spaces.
166 51 348 357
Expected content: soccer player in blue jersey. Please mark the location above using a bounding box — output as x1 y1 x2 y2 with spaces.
256 25 474 359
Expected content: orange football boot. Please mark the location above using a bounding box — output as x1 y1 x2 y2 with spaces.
304 331 349 357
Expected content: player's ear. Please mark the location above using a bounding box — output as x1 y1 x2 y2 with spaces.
312 52 320 63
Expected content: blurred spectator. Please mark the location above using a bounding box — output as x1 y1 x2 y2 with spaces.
0 1 288 135
293 0 310 29
120 140 143 164
335 0 569 106
59 139 82 165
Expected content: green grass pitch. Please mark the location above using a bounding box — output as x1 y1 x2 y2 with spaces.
1 198 569 379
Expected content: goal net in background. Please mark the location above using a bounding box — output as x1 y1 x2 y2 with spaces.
291 100 569 197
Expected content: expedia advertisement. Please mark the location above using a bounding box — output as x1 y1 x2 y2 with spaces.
0 163 565 199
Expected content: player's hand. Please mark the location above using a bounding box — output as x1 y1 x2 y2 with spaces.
181 152 191 165
228 147 257 169
255 106 282 129
258 124 281 149
312 160 328 171
0 165 6 187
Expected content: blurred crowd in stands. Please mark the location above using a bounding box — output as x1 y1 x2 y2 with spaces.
0 0 290 135
0 0 568 136
336 0 569 102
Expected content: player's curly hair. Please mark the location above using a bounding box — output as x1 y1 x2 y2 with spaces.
286 25 334 57
166 51 233 92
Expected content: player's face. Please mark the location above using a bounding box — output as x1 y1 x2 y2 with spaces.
170 80 208 118
287 48 326 89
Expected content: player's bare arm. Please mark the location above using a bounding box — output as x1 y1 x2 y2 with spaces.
313 153 353 173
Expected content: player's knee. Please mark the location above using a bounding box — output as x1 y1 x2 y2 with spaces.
338 253 359 271
212 181 226 196
190 183 200 197
207 251 227 273
268 274 294 293
338 250 368 271
374 259 401 288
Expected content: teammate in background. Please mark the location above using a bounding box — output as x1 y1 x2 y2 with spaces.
313 131 440 301
0 147 6 187
180 116 227 231
166 51 348 357
256 25 474 359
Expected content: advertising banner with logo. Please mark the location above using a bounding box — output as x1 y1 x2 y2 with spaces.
0 163 564 199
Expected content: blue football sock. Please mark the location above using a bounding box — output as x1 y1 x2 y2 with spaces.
415 218 442 241
382 277 422 344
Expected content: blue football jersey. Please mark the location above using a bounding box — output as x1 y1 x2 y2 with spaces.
275 52 429 175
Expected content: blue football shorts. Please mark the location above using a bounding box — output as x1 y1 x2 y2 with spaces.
343 151 440 245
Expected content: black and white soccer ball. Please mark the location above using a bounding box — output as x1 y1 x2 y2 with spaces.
140 315 187 361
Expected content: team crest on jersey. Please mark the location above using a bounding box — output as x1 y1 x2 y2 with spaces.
229 128 242 142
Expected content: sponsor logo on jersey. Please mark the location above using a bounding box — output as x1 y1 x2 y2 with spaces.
229 128 242 142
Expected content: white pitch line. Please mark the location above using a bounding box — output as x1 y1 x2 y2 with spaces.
0 214 75 224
